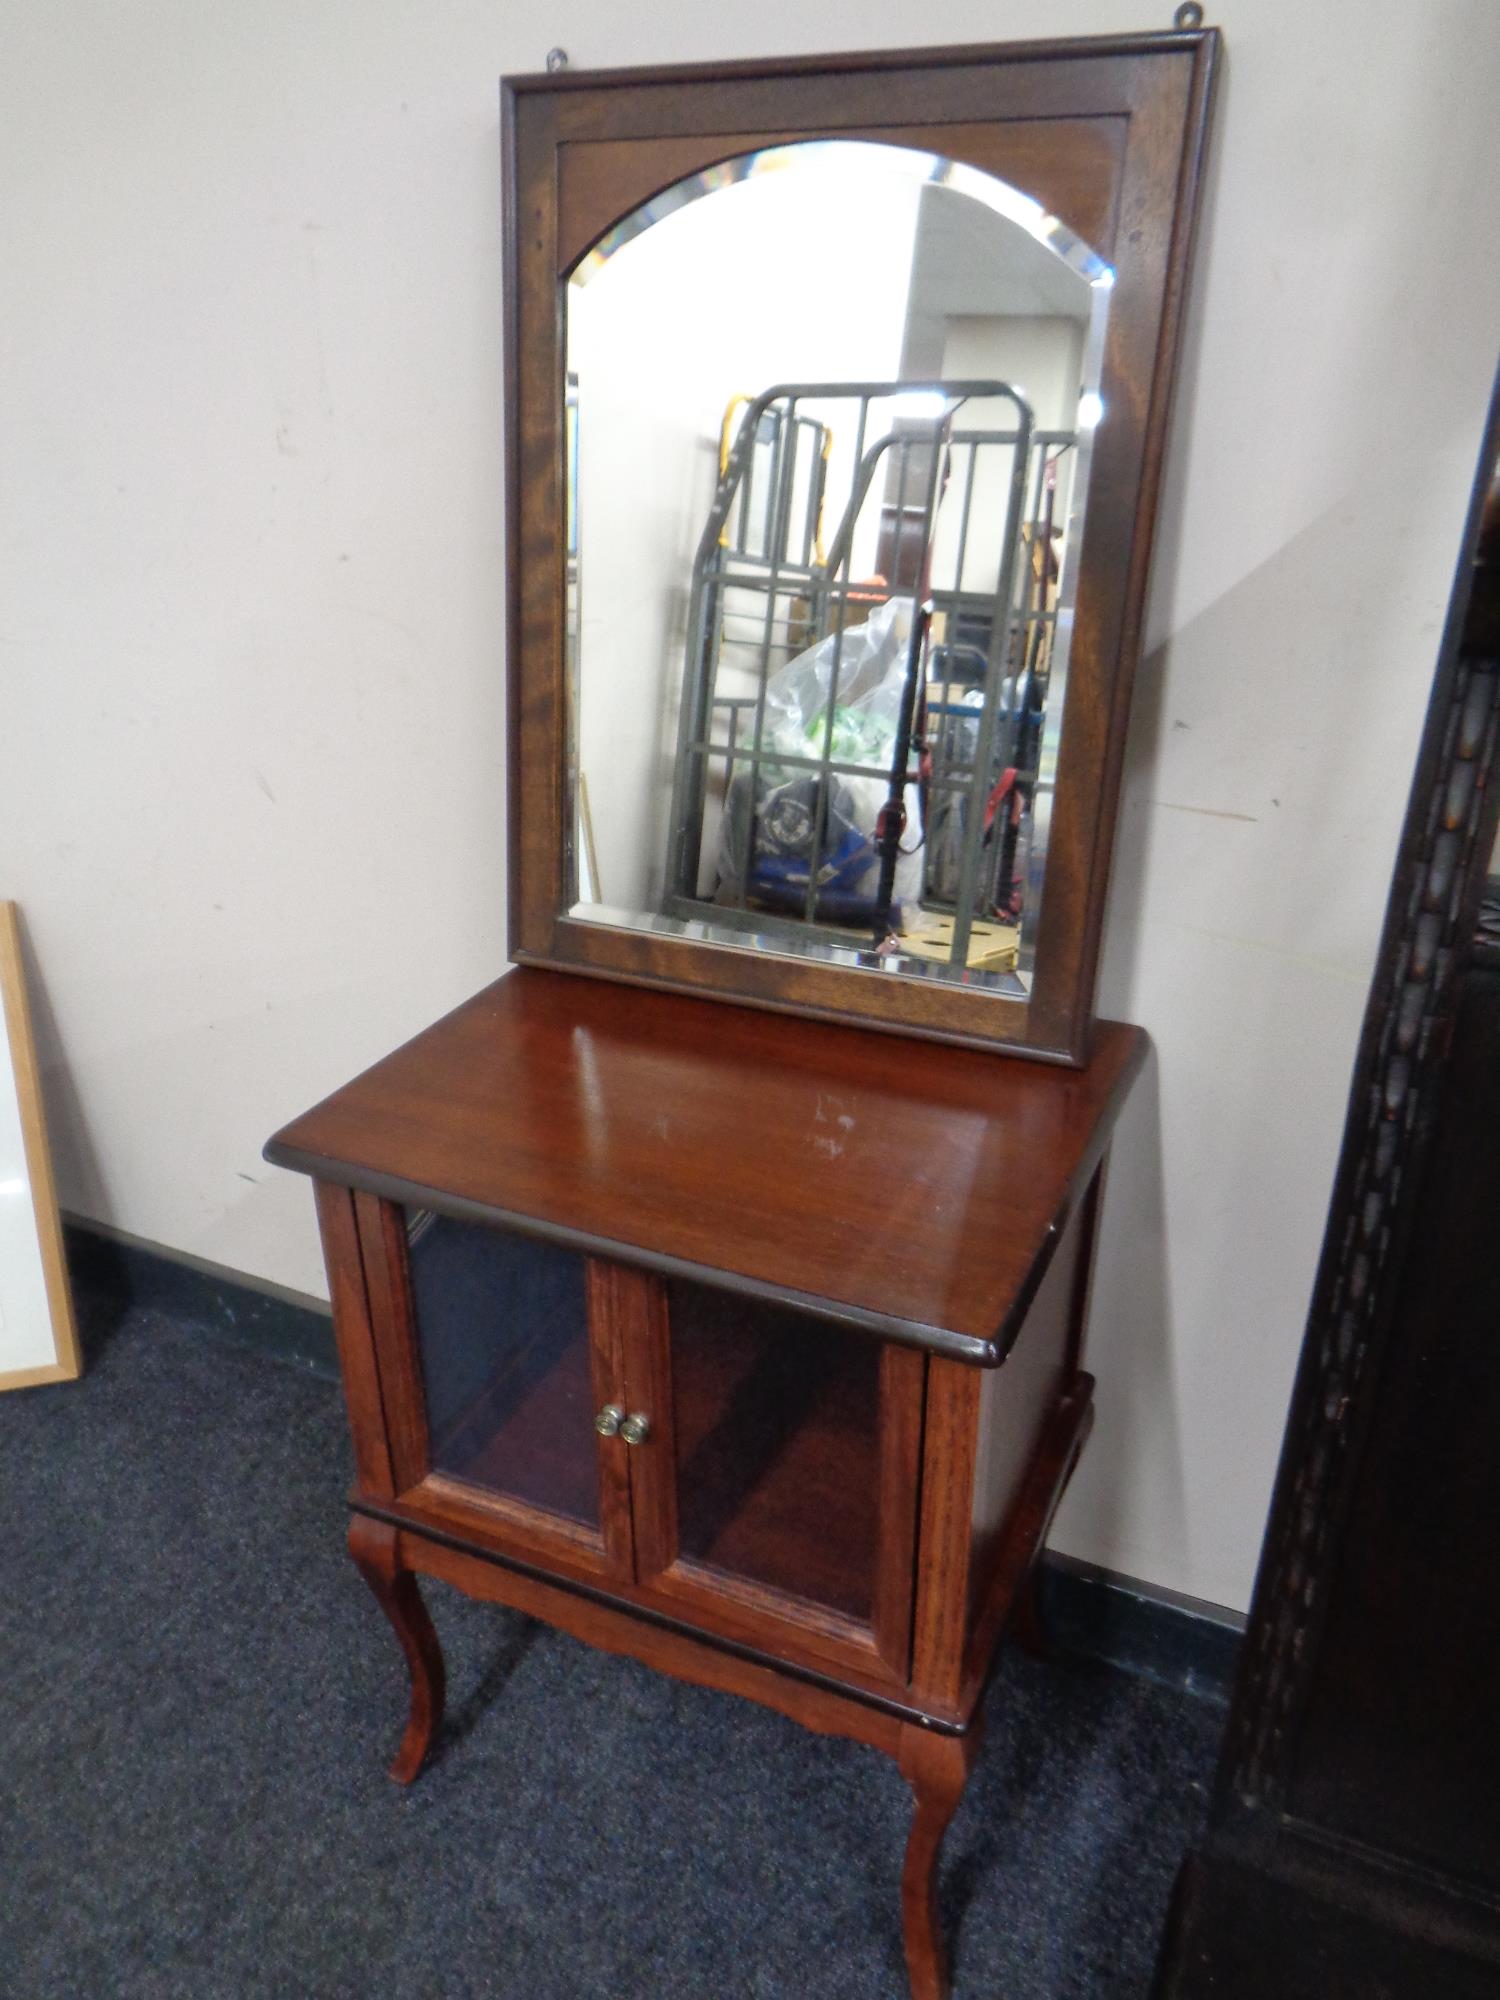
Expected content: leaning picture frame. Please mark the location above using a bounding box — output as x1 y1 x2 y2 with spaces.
0 901 81 1390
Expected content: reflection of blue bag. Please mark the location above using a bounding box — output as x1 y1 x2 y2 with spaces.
753 778 872 895
718 771 880 918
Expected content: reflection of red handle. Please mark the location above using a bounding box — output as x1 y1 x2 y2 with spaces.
875 800 908 846
983 768 1019 835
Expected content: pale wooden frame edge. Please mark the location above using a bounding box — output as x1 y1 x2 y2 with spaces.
0 901 82 1389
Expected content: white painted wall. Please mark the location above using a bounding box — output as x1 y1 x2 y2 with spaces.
2 0 1496 1611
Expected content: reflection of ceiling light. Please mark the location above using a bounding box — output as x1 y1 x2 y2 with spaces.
891 390 952 422
0 1178 25 1197
1078 392 1105 429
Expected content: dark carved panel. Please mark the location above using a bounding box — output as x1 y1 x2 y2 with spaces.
1230 654 1498 1805
1156 372 1500 1996
1290 957 1500 1882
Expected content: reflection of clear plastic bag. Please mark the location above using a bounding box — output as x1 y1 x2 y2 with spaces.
764 597 912 763
715 598 922 925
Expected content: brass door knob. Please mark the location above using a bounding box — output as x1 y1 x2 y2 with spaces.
594 1404 624 1438
619 1411 652 1446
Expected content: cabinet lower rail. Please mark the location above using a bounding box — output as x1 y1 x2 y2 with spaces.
349 1494 969 1736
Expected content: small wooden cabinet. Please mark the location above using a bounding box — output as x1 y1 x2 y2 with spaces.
267 969 1144 1999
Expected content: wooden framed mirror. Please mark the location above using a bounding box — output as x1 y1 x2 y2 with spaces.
503 31 1218 1062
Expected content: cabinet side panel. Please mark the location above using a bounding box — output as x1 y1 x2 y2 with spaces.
910 1177 1100 1715
968 1204 1086 1612
314 1181 396 1499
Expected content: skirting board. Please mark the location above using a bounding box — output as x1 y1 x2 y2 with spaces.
63 1216 336 1379
1038 1556 1244 1707
62 1215 1244 1703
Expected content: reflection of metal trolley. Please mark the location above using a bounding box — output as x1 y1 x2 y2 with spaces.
660 380 1076 974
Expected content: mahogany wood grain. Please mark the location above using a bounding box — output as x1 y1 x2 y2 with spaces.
368 1479 939 1718
503 34 1220 1062
391 1515 917 1751
354 1190 429 1494
314 1183 395 1500
585 1259 637 1576
556 117 1125 276
347 1512 445 1784
874 1344 927 1675
606 1259 676 1579
406 1471 621 1585
505 83 568 970
909 1357 984 1714
267 969 1147 1359
517 925 1040 1061
641 1550 893 1688
512 28 1210 94
899 1717 985 2000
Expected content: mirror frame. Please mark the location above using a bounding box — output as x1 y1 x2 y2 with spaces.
501 30 1219 1064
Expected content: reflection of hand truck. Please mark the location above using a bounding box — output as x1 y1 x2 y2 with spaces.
662 380 1076 973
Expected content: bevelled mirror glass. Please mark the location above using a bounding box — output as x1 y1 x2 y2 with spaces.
565 143 1111 996
503 36 1217 1061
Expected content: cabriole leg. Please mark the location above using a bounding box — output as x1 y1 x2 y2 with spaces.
347 1512 446 1784
897 1717 983 2000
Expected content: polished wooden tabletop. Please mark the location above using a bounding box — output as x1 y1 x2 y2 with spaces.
266 970 1146 1363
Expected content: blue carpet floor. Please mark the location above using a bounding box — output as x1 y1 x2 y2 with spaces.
0 1294 1221 1998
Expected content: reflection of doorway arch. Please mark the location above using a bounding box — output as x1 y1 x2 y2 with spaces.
567 139 1113 292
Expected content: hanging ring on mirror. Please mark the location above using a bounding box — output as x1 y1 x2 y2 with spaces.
546 46 569 71
1173 3 1205 26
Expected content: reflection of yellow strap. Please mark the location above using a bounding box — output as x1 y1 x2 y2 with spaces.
718 398 834 562
718 394 751 477
718 394 751 547
814 426 832 567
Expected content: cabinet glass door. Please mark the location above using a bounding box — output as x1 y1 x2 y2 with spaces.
402 1211 622 1571
636 1280 923 1680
